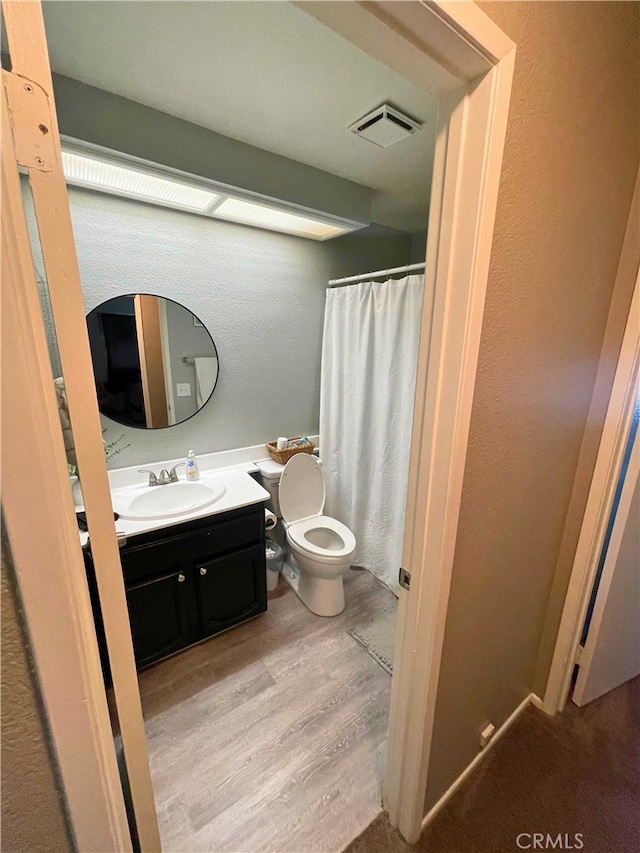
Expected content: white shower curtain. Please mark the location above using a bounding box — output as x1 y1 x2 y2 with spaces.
319 274 425 592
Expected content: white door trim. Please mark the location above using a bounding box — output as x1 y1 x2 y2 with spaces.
1 81 132 853
300 2 515 841
572 422 639 706
2 3 161 850
389 53 515 840
543 271 640 716
3 0 515 847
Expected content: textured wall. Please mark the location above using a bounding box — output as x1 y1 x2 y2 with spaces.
1 543 71 852
23 182 411 467
425 1 639 812
534 171 639 693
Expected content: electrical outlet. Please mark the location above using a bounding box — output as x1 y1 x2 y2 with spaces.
176 383 192 397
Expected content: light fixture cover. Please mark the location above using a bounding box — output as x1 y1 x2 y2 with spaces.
349 104 422 149
60 143 364 241
62 150 221 212
212 197 346 240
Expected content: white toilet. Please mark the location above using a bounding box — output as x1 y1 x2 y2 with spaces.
277 453 356 617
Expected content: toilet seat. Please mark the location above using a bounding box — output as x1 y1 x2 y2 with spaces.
287 515 356 560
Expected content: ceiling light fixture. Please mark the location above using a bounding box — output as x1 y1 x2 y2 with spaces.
61 150 222 213
212 197 346 240
61 142 364 241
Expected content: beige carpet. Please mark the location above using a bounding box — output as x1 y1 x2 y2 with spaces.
344 676 640 853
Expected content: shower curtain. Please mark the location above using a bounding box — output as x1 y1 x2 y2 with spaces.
319 274 425 592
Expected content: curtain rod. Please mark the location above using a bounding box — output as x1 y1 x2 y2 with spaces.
327 261 425 287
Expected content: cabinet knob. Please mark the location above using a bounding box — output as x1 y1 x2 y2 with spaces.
177 573 186 583
199 567 208 576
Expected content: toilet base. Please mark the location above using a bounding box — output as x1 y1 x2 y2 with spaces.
282 555 345 617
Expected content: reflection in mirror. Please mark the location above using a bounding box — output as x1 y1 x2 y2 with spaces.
86 295 219 429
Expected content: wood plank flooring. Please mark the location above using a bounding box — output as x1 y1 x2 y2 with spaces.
137 568 395 853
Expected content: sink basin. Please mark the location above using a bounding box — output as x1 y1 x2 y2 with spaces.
117 480 226 520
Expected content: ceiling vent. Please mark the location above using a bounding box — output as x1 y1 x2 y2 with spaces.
349 104 422 149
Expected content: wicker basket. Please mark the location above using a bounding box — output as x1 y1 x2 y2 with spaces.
266 438 315 465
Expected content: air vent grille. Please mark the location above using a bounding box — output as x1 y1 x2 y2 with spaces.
349 104 421 149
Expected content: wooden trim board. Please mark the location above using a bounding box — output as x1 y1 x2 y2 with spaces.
134 294 169 429
1 83 132 853
2 3 161 850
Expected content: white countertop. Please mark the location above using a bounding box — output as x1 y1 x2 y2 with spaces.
78 463 270 547
76 437 319 547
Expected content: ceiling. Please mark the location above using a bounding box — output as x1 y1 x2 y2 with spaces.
40 1 437 233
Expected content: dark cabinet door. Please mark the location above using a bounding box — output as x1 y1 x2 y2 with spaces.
126 569 197 668
197 544 267 637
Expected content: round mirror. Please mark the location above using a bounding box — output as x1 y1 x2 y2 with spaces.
86 294 218 429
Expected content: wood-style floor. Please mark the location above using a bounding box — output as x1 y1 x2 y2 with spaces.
137 568 395 853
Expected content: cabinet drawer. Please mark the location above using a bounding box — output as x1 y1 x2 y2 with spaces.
121 507 264 586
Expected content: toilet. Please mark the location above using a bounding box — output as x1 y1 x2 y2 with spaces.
263 453 356 617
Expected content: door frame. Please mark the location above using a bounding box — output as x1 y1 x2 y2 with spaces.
298 3 514 840
543 269 640 716
2 3 161 851
572 418 639 707
157 297 177 425
1 1 515 847
1 83 133 853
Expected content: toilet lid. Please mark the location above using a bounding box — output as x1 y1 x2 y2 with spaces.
279 453 325 523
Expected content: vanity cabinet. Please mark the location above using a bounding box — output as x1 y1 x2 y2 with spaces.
85 503 267 673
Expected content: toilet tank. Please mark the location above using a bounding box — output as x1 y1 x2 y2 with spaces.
254 459 285 517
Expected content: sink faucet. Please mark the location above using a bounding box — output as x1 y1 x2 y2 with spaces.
138 463 185 486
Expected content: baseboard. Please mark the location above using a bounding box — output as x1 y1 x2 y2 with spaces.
421 692 538 833
529 692 544 710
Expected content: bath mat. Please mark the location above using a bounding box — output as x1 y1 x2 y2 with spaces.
347 605 397 675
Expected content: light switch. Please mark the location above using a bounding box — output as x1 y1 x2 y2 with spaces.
176 383 192 397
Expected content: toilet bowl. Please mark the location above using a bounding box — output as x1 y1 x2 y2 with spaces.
278 454 356 616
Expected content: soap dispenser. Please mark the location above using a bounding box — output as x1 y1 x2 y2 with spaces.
186 449 200 481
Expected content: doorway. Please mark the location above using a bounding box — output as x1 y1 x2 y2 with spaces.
571 405 639 707
1 2 516 849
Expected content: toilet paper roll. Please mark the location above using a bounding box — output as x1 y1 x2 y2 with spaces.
264 508 277 531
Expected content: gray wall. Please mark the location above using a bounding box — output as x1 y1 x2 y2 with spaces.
24 183 411 467
410 231 428 264
52 74 373 227
23 74 412 467
1 542 71 853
